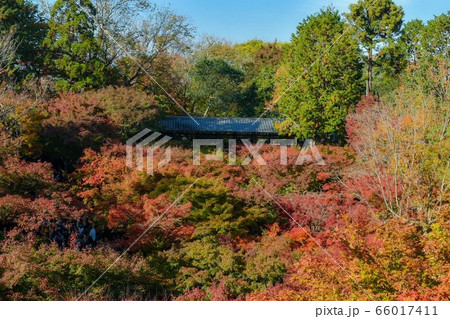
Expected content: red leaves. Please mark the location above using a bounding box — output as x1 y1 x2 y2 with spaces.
0 157 54 196
287 227 308 244
345 94 378 146
1 120 447 300
106 194 192 249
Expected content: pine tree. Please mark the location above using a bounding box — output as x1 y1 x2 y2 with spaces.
346 0 403 95
43 0 105 92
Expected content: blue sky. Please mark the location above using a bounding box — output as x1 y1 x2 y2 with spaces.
153 0 449 43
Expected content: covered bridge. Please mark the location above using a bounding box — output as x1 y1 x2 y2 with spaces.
159 116 282 139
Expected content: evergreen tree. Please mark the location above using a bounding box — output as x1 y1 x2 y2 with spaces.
0 0 46 79
275 7 363 142
346 0 403 95
422 11 449 58
401 19 425 63
43 0 105 92
188 58 245 117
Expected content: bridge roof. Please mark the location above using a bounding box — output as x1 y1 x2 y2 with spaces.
159 116 280 135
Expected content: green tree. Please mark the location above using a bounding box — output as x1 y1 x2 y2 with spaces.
346 0 403 95
401 19 425 63
188 58 245 117
43 0 105 92
403 13 449 102
372 39 407 95
243 42 284 117
275 8 363 142
422 11 449 58
0 0 47 80
191 39 285 117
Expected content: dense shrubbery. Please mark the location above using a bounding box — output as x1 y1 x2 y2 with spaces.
39 86 160 172
0 243 163 300
0 109 447 299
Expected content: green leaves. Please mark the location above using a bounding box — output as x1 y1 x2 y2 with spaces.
0 0 47 81
275 7 363 142
422 11 450 57
347 0 403 48
43 0 106 92
188 58 245 116
346 0 404 94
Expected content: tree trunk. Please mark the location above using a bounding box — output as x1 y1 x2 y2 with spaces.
366 47 373 95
